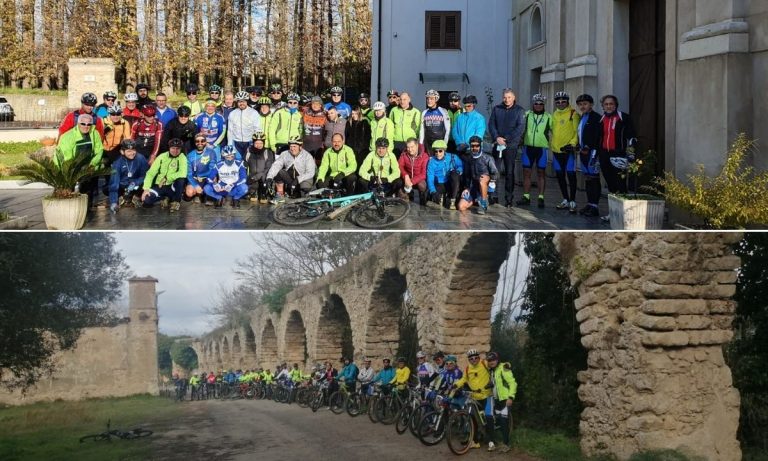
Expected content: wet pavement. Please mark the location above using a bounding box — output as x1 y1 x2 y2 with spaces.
0 177 614 230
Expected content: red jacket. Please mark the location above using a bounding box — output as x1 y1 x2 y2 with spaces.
398 146 429 185
131 119 164 163
58 110 105 141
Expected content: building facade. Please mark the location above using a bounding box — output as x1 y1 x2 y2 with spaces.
373 0 766 178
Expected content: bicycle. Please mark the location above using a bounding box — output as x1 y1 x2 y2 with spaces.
346 382 375 418
417 390 464 446
375 384 410 425
271 186 410 228
310 380 331 412
446 396 493 455
79 419 153 443
394 386 426 434
328 379 352 415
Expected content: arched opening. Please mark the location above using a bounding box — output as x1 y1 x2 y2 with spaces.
172 345 199 374
214 341 222 369
222 337 230 366
284 311 307 369
232 332 242 365
365 268 408 363
245 325 257 356
315 294 354 365
529 5 543 46
261 319 279 369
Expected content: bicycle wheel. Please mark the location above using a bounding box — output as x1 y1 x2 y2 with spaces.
328 391 346 414
446 410 475 455
418 410 448 446
346 393 362 416
310 392 323 412
394 405 412 434
367 396 379 423
351 197 409 229
79 433 110 443
272 201 329 226
410 403 434 438
376 397 398 425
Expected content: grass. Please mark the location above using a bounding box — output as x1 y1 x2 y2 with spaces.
0 141 43 180
0 87 67 96
0 394 182 461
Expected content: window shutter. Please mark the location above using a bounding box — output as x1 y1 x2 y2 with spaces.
429 14 442 48
444 14 457 49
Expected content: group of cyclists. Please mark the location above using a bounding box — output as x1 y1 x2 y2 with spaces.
54 81 636 221
170 348 518 454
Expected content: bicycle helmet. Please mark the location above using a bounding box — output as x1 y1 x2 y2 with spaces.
329 86 343 95
449 92 461 102
486 352 499 362
177 105 192 117
433 351 445 360
185 83 199 94
416 351 426 359
136 83 149 91
204 99 217 107
208 84 222 93
168 138 184 148
387 89 399 97
221 145 237 158
310 95 323 104
532 93 546 103
372 101 386 111
425 89 440 99
287 135 303 145
463 95 478 105
466 348 479 357
358 93 369 100
576 94 594 104
609 156 629 171
252 131 267 142
469 135 483 145
445 355 457 364
554 91 570 101
124 92 139 102
257 96 272 106
286 93 300 102
375 137 389 148
103 90 117 100
269 83 283 93
81 92 97 106
107 104 123 115
120 139 137 150
431 140 448 150
141 105 156 117
396 357 406 363
234 90 249 101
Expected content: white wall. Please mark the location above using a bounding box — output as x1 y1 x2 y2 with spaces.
371 0 514 117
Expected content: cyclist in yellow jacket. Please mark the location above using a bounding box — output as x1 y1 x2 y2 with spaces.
454 349 493 450
390 357 411 391
550 91 581 213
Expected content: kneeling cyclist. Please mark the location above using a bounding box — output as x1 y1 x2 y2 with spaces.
204 145 248 208
458 136 499 215
141 138 187 212
358 137 403 196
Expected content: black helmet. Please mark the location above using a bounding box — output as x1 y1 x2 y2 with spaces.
177 105 192 117
81 92 97 106
486 351 499 362
120 139 137 150
270 83 283 93
358 92 369 100
449 92 461 102
576 94 594 104
136 83 149 91
463 95 478 105
469 135 483 145
433 351 445 360
396 357 406 363
168 138 184 148
375 137 390 148
185 83 199 94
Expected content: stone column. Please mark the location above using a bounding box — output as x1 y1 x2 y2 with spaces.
555 233 742 461
128 276 160 396
67 58 116 109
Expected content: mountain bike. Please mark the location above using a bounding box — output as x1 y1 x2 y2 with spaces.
446 396 492 455
328 379 352 415
346 382 375 418
271 186 409 228
311 380 331 412
375 384 410 425
79 420 153 443
417 391 464 446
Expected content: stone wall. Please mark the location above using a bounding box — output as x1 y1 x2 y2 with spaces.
0 277 159 406
0 94 68 123
554 233 742 461
67 58 116 109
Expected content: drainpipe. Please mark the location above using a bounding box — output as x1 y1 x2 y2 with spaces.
377 0 383 101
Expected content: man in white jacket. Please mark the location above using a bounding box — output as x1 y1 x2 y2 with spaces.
267 136 317 203
357 358 375 396
227 91 261 158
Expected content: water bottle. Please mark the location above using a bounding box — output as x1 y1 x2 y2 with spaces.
488 181 496 194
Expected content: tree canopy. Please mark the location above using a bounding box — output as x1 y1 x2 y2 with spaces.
0 233 131 391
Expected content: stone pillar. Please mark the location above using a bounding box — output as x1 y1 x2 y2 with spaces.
128 276 160 396
67 58 116 109
555 233 742 461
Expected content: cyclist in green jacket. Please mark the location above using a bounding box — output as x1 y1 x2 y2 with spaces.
517 94 552 208
486 351 517 453
269 93 304 154
316 133 358 195
389 92 421 155
358 137 402 195
141 138 188 212
369 102 394 152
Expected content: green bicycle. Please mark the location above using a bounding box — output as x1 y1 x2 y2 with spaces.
271 187 410 228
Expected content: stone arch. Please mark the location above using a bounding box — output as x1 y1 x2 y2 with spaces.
283 310 307 369
364 268 407 363
315 294 354 364
214 341 222 369
222 336 230 366
244 325 257 357
232 332 242 366
260 319 279 368
530 3 543 46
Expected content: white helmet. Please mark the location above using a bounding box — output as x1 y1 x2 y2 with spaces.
124 92 138 102
610 156 629 171
532 93 546 103
372 101 386 111
466 348 479 357
416 351 426 359
425 89 440 99
235 91 249 101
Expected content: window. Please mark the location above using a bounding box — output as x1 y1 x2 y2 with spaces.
530 5 543 46
426 11 461 50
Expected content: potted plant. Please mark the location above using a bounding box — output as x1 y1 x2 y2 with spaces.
13 150 110 230
652 134 768 229
607 148 665 230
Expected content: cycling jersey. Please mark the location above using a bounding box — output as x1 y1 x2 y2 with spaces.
391 366 411 387
289 368 303 383
54 127 104 167
389 104 421 143
227 107 261 144
208 159 247 188
339 363 359 383
420 106 450 145
142 151 187 189
374 366 395 385
416 361 436 386
455 360 492 400
269 108 304 149
187 147 218 187
551 107 579 153
452 110 487 148
436 367 463 392
196 112 227 146
302 108 326 152
523 111 552 148
358 367 375 384
317 146 357 182
131 118 163 162
369 116 394 152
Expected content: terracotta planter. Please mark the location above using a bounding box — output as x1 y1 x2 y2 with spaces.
40 137 56 147
608 194 665 230
42 194 88 230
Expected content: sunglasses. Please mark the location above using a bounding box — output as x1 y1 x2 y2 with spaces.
555 100 568 103
79 122 93 126
106 98 116 102
187 92 198 95
195 140 207 144
434 149 445 153
533 102 545 105
287 101 299 105
470 144 481 148
210 92 220 95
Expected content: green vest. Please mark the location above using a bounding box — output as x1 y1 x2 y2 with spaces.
389 106 421 142
523 111 552 148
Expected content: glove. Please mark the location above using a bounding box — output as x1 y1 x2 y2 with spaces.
315 180 323 189
104 125 113 134
224 184 233 192
431 192 442 203
213 184 222 192
333 173 344 185
127 183 137 193
380 177 389 185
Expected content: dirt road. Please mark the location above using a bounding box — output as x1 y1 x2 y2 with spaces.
147 399 540 461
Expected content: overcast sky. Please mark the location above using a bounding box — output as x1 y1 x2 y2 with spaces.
113 232 530 337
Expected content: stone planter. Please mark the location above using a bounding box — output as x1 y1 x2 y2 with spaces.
0 215 28 229
42 194 88 230
608 194 665 230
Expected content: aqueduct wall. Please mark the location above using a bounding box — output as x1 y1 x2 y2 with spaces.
194 232 742 461
0 277 160 406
